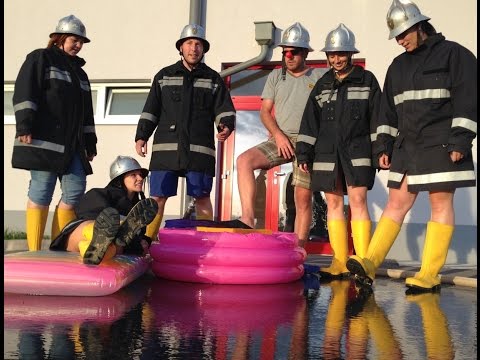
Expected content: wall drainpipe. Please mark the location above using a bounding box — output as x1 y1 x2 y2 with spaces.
219 21 276 78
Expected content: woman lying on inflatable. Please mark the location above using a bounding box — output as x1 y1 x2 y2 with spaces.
50 156 158 265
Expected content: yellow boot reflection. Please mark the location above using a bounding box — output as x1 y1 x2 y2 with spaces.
363 291 402 359
346 283 370 360
322 280 350 359
406 292 454 360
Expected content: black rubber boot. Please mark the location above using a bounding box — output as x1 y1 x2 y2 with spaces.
115 198 158 247
83 207 120 265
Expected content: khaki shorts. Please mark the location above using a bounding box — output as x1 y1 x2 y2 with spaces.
255 136 311 189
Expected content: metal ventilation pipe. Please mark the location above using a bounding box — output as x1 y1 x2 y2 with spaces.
219 21 276 78
189 0 203 25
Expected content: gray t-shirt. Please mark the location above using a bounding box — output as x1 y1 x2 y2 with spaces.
261 67 325 136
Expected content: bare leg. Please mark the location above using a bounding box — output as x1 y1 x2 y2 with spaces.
294 186 312 246
195 196 213 220
429 190 455 225
346 186 369 221
66 221 94 252
382 177 417 225
236 147 271 228
151 196 168 221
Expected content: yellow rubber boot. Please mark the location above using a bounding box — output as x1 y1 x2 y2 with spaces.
350 220 371 258
145 214 162 242
78 223 116 263
347 217 401 286
78 208 119 264
406 293 453 359
26 207 49 251
364 294 402 358
323 280 350 357
319 220 349 278
405 221 454 291
51 206 77 241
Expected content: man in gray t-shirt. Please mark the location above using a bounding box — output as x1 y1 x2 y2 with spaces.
236 22 323 247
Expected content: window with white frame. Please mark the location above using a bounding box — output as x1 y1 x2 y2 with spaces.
4 82 150 125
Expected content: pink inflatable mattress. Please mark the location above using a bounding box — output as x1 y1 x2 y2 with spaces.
4 250 151 296
4 275 151 326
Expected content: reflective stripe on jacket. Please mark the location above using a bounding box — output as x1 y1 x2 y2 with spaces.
11 46 96 175
135 61 236 176
296 66 381 192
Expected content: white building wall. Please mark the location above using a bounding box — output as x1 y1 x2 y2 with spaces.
4 0 477 264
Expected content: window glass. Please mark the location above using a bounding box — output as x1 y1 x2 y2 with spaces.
4 90 13 116
91 90 97 116
108 90 148 115
230 70 271 96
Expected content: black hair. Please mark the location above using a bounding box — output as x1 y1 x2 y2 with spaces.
418 21 437 36
109 173 146 200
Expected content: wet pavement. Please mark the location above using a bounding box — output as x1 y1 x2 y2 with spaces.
4 271 477 359
306 254 477 289
4 240 478 359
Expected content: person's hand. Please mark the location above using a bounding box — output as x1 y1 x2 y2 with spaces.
216 124 231 142
136 139 147 157
274 132 295 159
378 153 390 169
298 163 310 173
450 150 464 163
17 134 32 144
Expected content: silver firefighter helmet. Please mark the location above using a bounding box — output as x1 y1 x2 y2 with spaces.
278 22 313 51
175 24 210 53
321 23 359 53
50 14 90 43
109 156 148 183
386 0 430 40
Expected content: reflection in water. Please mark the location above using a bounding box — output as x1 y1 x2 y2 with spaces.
3 274 476 359
406 292 454 360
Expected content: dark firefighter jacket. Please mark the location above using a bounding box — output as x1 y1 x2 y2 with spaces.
50 184 148 254
11 46 97 175
375 33 477 192
296 65 381 192
135 61 236 177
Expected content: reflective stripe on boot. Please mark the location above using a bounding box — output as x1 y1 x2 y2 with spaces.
26 207 49 251
319 219 349 278
347 216 401 285
405 221 454 291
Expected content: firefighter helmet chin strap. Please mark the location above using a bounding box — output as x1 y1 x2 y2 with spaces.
281 50 307 81
282 55 287 81
179 51 203 71
332 55 354 79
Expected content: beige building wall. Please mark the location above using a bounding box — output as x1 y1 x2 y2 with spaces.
4 0 477 264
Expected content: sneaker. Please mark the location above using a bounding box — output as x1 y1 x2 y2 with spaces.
115 198 158 247
83 207 120 265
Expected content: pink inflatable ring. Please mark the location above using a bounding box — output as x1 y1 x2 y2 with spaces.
150 228 306 284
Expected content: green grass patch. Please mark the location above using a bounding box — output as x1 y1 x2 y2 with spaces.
4 228 49 240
